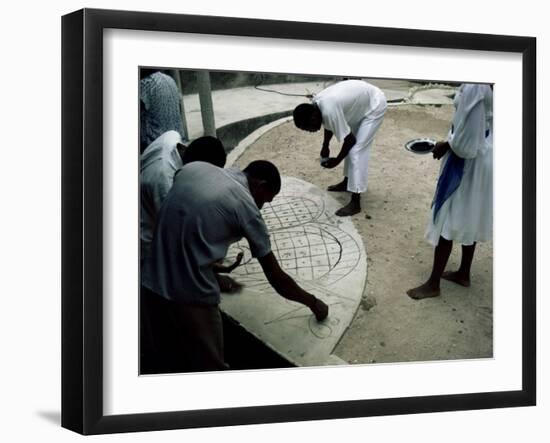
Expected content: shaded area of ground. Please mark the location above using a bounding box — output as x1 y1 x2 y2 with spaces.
233 104 493 364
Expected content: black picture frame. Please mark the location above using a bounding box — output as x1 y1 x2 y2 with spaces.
61 8 536 435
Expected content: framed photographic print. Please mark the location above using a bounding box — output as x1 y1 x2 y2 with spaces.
61 8 536 435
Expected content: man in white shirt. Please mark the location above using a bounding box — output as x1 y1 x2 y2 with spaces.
293 80 387 216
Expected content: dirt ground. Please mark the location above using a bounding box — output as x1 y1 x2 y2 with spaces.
233 104 493 364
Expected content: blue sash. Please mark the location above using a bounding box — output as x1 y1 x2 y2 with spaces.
432 129 489 222
432 151 465 222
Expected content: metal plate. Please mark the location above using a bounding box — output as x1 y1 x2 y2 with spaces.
404 138 436 154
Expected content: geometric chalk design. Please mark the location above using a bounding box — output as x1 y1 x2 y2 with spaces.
221 176 367 367
228 224 361 284
260 196 324 230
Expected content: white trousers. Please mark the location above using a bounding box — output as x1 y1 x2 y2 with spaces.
343 109 386 194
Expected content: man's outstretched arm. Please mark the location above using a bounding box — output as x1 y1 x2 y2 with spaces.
258 252 328 321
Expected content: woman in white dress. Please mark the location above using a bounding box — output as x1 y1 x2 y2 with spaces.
407 83 493 300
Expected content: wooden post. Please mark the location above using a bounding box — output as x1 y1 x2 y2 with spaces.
196 71 216 137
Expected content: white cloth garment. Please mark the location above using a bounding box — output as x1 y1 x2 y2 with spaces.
140 130 184 259
313 80 387 193
425 84 493 246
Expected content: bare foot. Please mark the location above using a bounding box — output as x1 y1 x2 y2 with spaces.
335 201 361 216
407 283 441 300
442 271 471 287
327 181 347 192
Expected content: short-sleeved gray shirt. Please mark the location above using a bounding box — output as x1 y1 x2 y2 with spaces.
142 162 271 305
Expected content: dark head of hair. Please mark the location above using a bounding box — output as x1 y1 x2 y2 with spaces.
293 103 321 131
181 136 226 168
243 160 281 195
293 103 316 126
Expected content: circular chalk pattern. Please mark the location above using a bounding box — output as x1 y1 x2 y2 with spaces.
227 222 360 285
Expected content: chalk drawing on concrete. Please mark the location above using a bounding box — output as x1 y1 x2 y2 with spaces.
261 195 324 230
220 176 367 367
226 222 361 288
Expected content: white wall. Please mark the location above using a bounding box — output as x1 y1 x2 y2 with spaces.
0 0 546 441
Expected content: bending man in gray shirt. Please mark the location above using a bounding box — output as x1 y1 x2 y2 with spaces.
142 160 329 373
